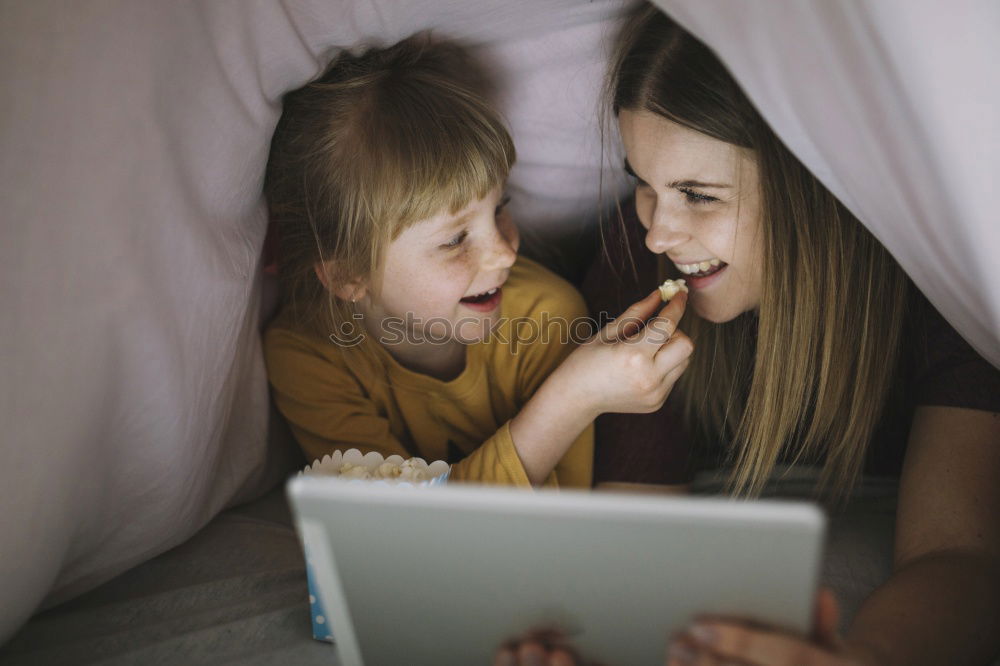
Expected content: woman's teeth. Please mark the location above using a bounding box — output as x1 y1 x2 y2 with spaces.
675 259 725 277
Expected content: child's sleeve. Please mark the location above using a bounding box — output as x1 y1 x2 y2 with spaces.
447 421 548 487
520 283 594 488
498 274 595 489
264 327 557 487
447 419 593 489
263 329 412 466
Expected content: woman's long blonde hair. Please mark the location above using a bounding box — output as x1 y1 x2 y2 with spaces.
609 4 910 499
264 35 515 337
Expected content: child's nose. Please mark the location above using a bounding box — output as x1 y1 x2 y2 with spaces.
481 221 519 270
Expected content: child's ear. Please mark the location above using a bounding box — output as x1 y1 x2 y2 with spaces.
314 260 368 303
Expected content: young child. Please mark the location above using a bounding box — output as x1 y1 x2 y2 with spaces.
262 36 692 488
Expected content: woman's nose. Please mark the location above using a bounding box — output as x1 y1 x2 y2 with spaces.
644 217 688 255
642 200 688 255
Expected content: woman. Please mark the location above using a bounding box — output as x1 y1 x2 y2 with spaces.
498 3 1000 665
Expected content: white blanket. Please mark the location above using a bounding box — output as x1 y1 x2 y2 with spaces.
0 0 629 640
2 0 997 643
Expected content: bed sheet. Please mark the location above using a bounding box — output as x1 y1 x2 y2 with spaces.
0 487 333 666
0 474 904 666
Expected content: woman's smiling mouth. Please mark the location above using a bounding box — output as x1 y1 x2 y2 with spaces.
670 257 729 289
673 258 727 277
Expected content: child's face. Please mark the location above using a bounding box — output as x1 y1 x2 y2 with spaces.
366 186 519 345
619 109 764 324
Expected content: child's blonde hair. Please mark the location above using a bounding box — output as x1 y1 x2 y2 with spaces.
264 35 516 334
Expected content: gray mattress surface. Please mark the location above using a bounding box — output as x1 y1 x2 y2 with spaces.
0 474 900 666
0 487 335 666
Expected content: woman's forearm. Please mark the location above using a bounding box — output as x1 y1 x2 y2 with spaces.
846 549 1000 666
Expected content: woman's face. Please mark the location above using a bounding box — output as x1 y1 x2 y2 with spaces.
618 109 764 323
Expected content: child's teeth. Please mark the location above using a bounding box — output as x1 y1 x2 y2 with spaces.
463 287 499 302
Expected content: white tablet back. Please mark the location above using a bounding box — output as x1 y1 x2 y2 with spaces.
288 478 825 666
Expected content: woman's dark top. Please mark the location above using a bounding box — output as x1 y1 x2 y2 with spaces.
581 200 1000 485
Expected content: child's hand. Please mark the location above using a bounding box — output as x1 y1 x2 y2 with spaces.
507 290 692 485
558 290 693 419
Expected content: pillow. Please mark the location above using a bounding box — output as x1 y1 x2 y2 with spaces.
0 0 629 640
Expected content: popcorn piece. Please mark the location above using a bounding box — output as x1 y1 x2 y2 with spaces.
339 463 372 480
398 459 430 482
376 461 403 479
306 450 445 483
658 278 688 301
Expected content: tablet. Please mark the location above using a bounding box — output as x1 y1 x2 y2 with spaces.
287 478 825 666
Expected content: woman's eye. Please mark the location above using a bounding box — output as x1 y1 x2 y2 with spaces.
495 194 511 216
628 174 651 190
679 187 718 205
443 230 468 249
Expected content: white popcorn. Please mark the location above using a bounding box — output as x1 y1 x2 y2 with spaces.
658 278 688 301
339 463 372 480
376 462 403 478
302 449 449 485
397 459 430 482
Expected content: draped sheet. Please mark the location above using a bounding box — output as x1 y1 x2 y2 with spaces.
0 0 627 641
654 0 1000 367
2 0 997 645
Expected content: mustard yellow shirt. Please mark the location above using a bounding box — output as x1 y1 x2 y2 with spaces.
263 256 593 488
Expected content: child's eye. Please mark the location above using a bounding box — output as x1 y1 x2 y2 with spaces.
495 194 511 216
679 187 718 205
442 230 468 249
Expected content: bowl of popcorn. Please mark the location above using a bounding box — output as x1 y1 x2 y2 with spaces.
300 448 450 487
297 449 450 643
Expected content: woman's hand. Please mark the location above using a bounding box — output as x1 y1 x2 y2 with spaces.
493 642 581 666
556 290 693 419
668 589 876 666
493 629 597 666
492 591 869 666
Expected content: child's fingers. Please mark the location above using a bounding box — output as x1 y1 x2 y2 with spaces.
653 330 694 373
658 357 690 399
637 291 689 353
599 290 664 342
655 289 688 325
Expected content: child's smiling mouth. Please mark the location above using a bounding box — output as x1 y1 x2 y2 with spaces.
460 287 502 312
